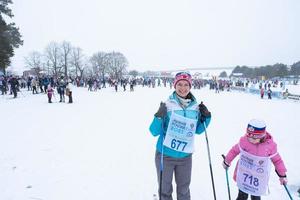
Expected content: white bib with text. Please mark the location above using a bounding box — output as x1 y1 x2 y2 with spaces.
163 112 197 153
236 147 272 196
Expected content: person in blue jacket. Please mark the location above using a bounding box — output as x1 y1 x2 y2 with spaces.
149 71 212 200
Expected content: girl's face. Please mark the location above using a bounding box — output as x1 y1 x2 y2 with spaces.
175 80 191 98
246 132 266 144
247 137 261 144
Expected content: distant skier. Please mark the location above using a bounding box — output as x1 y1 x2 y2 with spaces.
149 71 211 200
222 119 288 200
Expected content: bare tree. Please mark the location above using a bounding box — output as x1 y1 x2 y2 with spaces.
45 42 62 78
24 51 43 76
90 51 107 79
105 51 128 79
128 70 139 77
70 47 86 78
60 41 72 79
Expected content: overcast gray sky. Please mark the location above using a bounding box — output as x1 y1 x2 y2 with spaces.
8 0 300 73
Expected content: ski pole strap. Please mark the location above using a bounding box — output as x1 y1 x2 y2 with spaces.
275 169 286 178
222 154 230 168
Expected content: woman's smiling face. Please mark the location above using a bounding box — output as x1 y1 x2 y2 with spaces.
175 80 191 98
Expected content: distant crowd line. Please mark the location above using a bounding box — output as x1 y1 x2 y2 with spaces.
0 75 299 102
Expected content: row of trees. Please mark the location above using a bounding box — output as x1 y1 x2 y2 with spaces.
231 62 300 79
25 41 129 80
0 0 23 73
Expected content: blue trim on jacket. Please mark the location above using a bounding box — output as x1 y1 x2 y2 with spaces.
149 91 211 158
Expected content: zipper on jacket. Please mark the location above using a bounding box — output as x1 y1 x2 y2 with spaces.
177 101 187 117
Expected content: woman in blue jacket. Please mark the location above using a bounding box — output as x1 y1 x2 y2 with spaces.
149 72 211 200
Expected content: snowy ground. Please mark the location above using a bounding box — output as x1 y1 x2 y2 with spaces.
0 85 300 200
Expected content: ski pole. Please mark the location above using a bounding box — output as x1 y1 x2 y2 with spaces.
203 121 217 200
159 117 165 200
283 184 294 200
222 154 231 200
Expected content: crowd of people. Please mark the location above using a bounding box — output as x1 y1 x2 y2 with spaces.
0 75 73 103
0 73 298 103
0 74 174 100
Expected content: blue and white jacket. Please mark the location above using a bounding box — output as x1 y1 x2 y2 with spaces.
149 91 211 158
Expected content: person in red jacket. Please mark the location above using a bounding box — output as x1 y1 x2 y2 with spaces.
222 119 287 200
260 88 264 99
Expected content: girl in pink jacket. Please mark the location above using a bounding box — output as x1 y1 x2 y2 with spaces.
223 119 287 200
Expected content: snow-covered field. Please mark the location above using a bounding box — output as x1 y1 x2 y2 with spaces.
0 85 299 200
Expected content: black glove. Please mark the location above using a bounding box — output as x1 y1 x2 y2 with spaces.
199 101 211 123
155 102 167 118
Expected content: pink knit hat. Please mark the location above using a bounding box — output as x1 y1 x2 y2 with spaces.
173 72 192 88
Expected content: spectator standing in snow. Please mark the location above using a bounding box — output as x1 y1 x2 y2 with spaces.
38 77 44 93
2 77 7 95
43 77 49 94
113 79 118 92
283 89 289 99
58 77 66 102
267 88 272 99
149 71 211 200
130 79 135 91
31 78 38 94
10 76 19 98
66 83 73 103
222 119 288 200
0 76 3 94
260 87 264 99
47 84 54 103
27 77 32 91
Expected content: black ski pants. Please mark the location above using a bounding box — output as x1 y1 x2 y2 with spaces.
236 190 260 200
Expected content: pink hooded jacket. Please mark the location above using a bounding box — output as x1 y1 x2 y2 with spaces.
224 132 287 181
